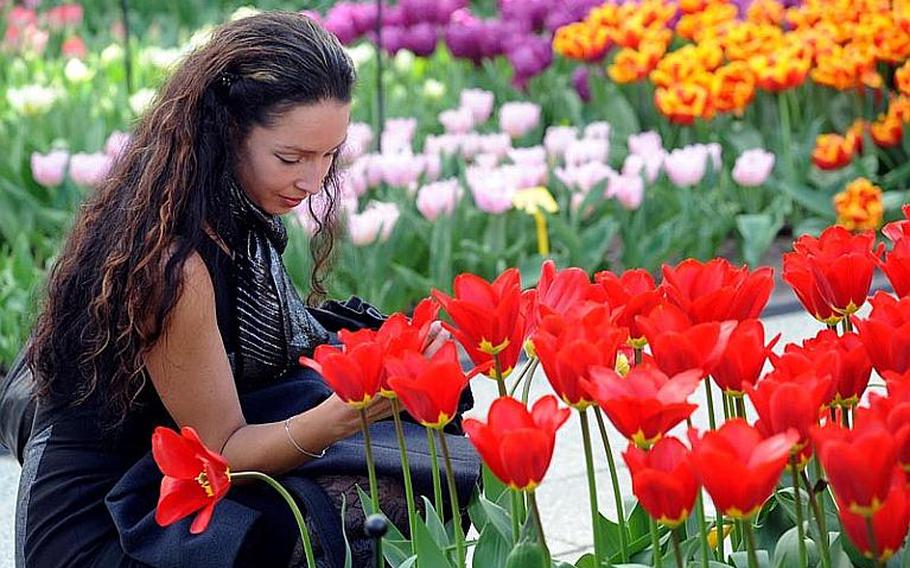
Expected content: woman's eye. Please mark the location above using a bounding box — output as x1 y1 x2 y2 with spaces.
276 155 299 165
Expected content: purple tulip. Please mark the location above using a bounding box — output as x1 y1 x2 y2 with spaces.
381 3 407 27
505 35 552 89
434 0 468 24
401 23 438 56
400 0 436 25
351 3 378 35
572 66 591 102
378 25 407 55
323 3 360 44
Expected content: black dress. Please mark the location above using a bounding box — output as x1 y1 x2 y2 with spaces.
15 237 481 568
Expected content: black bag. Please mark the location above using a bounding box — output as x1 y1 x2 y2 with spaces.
0 341 36 464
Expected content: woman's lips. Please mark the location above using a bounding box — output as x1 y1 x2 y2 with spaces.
279 195 304 208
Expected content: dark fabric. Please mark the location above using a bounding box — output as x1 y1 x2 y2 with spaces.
0 342 36 464
220 174 329 384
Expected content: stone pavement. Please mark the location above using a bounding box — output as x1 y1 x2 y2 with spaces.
0 307 843 567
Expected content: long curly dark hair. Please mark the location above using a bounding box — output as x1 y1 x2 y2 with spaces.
28 12 356 425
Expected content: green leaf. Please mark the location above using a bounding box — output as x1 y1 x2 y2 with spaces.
482 465 509 505
730 549 771 568
478 492 515 546
421 496 450 549
574 553 597 567
767 178 833 218
772 526 818 568
472 524 512 568
412 515 455 568
505 542 547 568
736 213 782 267
340 494 353 568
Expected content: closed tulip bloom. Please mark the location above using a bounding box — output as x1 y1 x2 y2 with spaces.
689 419 798 519
459 88 494 124
606 172 644 210
583 366 702 449
628 131 664 157
839 470 910 562
416 179 461 221
854 291 910 375
463 395 570 491
635 302 735 378
499 101 541 138
663 145 708 187
812 419 898 516
799 329 872 407
544 125 578 161
882 238 910 298
731 148 775 187
30 150 68 187
532 304 628 409
661 257 774 323
712 319 780 395
868 383 910 472
623 437 699 527
530 259 595 329
439 107 474 134
300 328 384 409
593 268 662 347
152 426 231 534
68 152 113 188
465 165 517 214
385 342 473 429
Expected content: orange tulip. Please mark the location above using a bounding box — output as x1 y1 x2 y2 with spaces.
711 61 757 114
655 83 714 124
553 22 612 62
834 177 884 232
897 61 910 97
811 133 855 170
747 0 786 26
608 43 665 84
749 50 811 92
870 113 903 148
676 4 738 42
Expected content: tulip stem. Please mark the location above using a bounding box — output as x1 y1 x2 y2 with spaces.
695 494 711 568
865 516 884 568
841 405 851 429
510 490 523 545
391 400 417 554
528 491 551 567
735 396 747 421
437 430 466 568
594 408 629 562
580 409 607 567
704 380 718 431
358 411 383 564
671 528 684 568
650 518 663 567
705 381 725 560
778 91 795 179
493 354 507 398
790 456 808 568
743 519 759 568
520 359 540 406
802 469 831 568
232 471 317 568
426 427 444 515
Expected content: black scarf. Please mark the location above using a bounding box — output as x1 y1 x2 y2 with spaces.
221 174 329 384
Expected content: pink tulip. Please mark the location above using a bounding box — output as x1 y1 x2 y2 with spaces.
607 173 644 210
732 148 775 187
478 132 512 159
348 201 400 245
584 121 611 141
502 163 546 189
508 146 546 166
555 161 615 194
46 4 84 29
499 102 540 139
381 117 417 153
340 122 373 163
664 145 708 188
380 152 424 188
459 88 494 124
343 159 369 197
628 131 664 157
31 150 69 187
422 152 441 182
61 35 86 59
68 152 112 188
544 126 578 161
104 131 130 159
474 153 500 169
416 178 462 221
466 166 517 214
439 107 474 134
565 139 609 167
423 133 460 157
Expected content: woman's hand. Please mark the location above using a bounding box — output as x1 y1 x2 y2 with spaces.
316 394 397 442
422 320 451 357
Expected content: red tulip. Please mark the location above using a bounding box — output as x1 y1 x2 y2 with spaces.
300 328 384 409
711 319 780 395
531 259 595 328
839 469 910 562
386 342 476 429
376 298 440 358
882 203 910 243
689 419 798 519
635 302 735 378
854 291 910 375
661 258 774 323
433 269 532 377
798 329 872 407
882 238 910 298
593 268 663 347
623 437 699 527
463 395 571 491
532 304 629 410
812 419 897 516
745 372 830 466
152 426 231 534
868 382 910 472
783 227 884 319
582 366 702 449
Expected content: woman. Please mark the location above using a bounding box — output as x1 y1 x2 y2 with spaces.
16 12 478 568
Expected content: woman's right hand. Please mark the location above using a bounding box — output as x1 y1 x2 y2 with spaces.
317 394 397 442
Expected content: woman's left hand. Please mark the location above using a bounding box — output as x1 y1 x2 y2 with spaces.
421 320 451 357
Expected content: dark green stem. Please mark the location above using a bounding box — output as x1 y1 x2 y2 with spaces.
634 347 643 366
528 491 551 568
865 516 884 568
520 359 540 406
391 400 417 554
437 431 466 567
735 396 747 421
705 381 723 560
804 466 831 568
790 457 808 568
510 490 522 545
743 520 759 568
508 356 536 398
493 353 507 398
594 408 629 562
426 427 444 516
231 471 317 568
359 410 380 513
695 494 710 568
671 528 685 568
650 518 663 567
580 409 606 567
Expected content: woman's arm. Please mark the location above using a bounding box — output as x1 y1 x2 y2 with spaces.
143 252 393 474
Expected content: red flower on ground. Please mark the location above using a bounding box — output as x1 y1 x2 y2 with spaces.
711 319 780 395
635 302 735 377
689 419 798 519
463 395 571 491
623 437 699 527
582 366 702 449
532 304 629 410
660 258 774 323
593 268 663 348
300 328 384 409
152 426 231 534
854 291 910 375
812 419 898 516
839 469 910 562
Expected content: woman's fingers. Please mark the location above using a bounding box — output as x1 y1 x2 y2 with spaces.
422 321 451 357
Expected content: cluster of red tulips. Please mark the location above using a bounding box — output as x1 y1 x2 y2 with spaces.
149 206 910 567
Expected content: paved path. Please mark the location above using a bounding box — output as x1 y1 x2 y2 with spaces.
0 308 841 567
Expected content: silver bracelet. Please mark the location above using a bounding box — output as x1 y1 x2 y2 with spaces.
284 416 327 459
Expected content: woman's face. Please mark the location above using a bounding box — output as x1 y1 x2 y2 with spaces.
235 99 350 215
